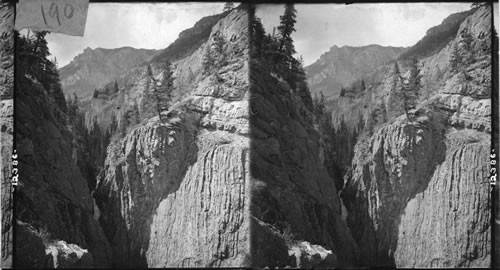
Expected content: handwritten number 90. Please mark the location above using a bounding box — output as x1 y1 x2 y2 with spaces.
41 2 74 26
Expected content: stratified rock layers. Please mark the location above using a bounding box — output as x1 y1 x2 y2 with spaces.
94 9 251 267
341 6 492 268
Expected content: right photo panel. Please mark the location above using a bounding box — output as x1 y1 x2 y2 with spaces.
249 3 494 268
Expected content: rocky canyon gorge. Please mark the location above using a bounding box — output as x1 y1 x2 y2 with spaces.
2 3 496 269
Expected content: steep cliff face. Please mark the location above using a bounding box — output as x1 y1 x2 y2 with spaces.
0 2 13 268
341 6 492 268
94 8 250 267
59 47 158 100
250 53 359 268
77 11 227 131
15 56 112 268
399 9 473 60
150 12 226 63
306 45 405 98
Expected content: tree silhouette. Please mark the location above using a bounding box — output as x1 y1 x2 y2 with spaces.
277 4 297 74
114 81 119 94
202 44 214 73
450 42 462 72
389 61 405 118
403 57 421 118
154 60 175 119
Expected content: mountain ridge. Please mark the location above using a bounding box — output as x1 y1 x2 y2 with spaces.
59 46 158 100
306 44 406 98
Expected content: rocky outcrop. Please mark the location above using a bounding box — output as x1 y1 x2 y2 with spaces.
288 241 337 268
0 2 13 268
16 221 95 268
78 10 229 131
59 47 158 100
341 6 492 268
94 8 250 267
45 240 94 268
250 57 359 267
15 71 112 267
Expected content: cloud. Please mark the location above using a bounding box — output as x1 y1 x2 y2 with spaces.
256 3 472 66
47 2 224 67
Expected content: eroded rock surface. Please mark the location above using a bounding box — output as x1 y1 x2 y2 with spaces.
94 8 251 267
341 6 492 268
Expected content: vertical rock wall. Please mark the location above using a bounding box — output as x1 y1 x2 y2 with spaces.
341 6 492 268
95 8 251 268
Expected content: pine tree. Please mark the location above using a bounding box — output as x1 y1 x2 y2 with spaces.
213 33 226 68
114 81 119 93
380 102 387 123
357 112 365 133
403 57 421 118
460 28 474 65
154 60 175 119
67 93 79 122
93 89 98 98
276 4 297 74
360 79 366 92
450 42 462 72
340 88 346 97
389 61 405 118
133 102 140 124
45 57 67 113
119 111 130 136
141 81 153 119
109 113 118 135
202 44 214 73
250 6 266 57
316 91 326 118
146 64 153 77
367 109 376 135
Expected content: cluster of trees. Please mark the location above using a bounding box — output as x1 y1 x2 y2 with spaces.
93 80 120 98
113 61 175 136
449 28 475 74
389 59 421 119
339 79 367 97
250 4 313 110
119 102 140 136
17 30 67 117
202 32 227 77
312 92 360 189
67 94 114 189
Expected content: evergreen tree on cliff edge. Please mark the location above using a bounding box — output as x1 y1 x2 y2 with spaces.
154 60 175 119
277 4 297 73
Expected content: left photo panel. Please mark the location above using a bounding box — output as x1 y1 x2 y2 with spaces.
1 1 14 268
10 2 250 268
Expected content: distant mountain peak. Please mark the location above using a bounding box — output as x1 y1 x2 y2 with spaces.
59 47 159 100
306 45 405 97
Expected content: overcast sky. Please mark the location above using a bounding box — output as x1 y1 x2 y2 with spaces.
256 3 481 66
47 3 224 67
